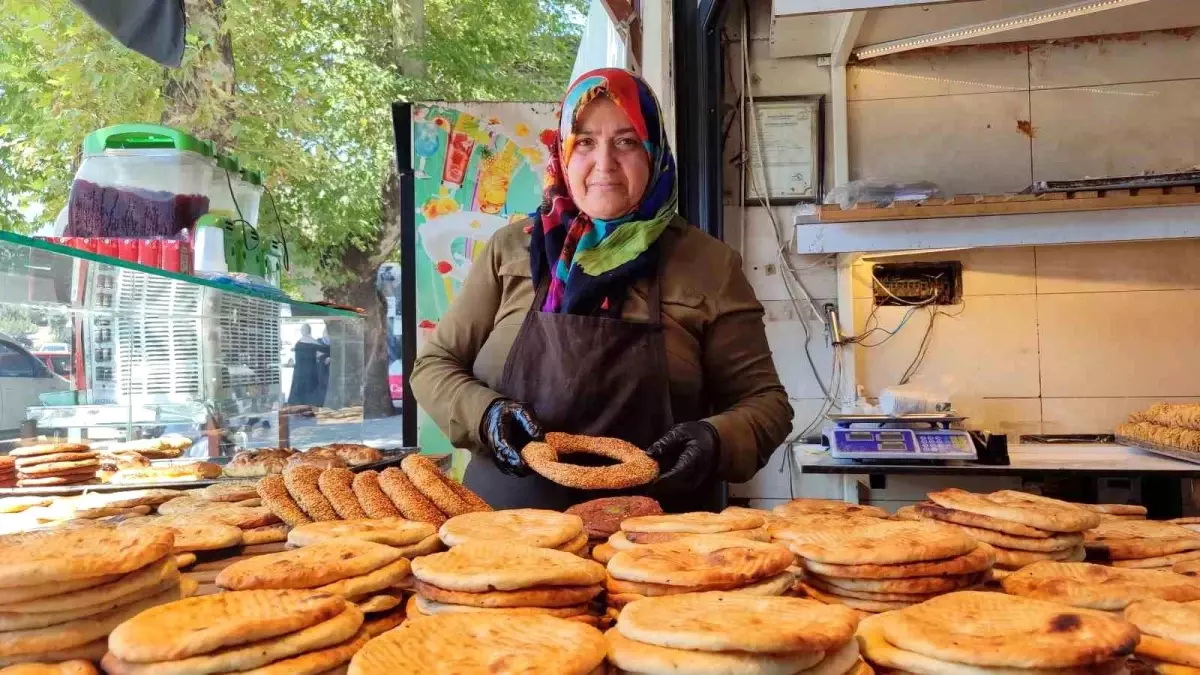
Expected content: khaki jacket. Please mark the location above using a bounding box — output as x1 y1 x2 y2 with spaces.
410 216 793 483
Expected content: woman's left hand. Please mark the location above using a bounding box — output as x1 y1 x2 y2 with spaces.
645 421 719 494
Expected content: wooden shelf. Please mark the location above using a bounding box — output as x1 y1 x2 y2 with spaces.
797 199 1200 255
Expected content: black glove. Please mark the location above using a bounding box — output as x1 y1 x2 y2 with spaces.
645 421 720 494
480 398 544 477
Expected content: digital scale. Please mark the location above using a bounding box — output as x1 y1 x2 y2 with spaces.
826 414 977 462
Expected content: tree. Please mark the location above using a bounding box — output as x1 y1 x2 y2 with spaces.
0 0 584 416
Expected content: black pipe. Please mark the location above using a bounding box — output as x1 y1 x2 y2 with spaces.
390 101 418 447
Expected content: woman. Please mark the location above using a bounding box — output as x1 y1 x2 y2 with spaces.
411 68 792 511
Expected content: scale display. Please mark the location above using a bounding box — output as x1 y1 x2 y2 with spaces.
830 428 976 461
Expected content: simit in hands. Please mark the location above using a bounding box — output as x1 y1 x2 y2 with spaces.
645 421 720 494
481 399 544 477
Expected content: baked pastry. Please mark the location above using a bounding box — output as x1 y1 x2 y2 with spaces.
521 432 657 490
108 462 222 484
401 454 489 517
286 448 348 470
325 444 383 467
223 448 295 478
565 497 663 541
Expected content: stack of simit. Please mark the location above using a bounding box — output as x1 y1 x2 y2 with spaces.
439 509 588 556
1084 519 1200 570
604 534 795 615
857 591 1138 674
1124 599 1200 674
102 589 367 674
607 593 867 675
783 517 992 615
408 541 607 626
0 525 187 668
906 489 1098 574
215 538 411 637
10 443 98 488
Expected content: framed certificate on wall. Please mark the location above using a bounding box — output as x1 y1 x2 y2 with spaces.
744 96 823 204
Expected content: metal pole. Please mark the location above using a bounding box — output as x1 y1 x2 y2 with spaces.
391 101 418 448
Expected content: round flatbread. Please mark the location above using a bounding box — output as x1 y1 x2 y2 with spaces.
9 443 91 458
909 509 1081 552
361 605 406 638
201 481 260 503
413 594 586 617
352 593 402 614
1079 504 1147 516
413 578 599 612
17 459 99 475
878 591 1140 668
800 542 994 580
174 553 197 569
808 571 982 595
801 576 938 602
411 541 605 592
76 489 181 510
0 526 173 587
1003 562 1200 611
1084 520 1200 561
592 542 617 564
242 524 290 546
608 536 793 587
257 475 312 527
122 516 243 553
927 489 1099 533
1125 598 1200 646
347 613 606 675
792 581 921 613
787 519 977 565
604 627 825 675
0 555 177 614
316 469 368 521
377 468 445 526
1111 548 1200 569
0 570 122 605
390 533 443 559
0 661 99 675
1135 634 1200 669
350 471 402 519
216 539 403 590
606 575 740 597
618 592 858 653
288 518 436 548
99 606 364 675
14 452 97 469
557 531 590 556
283 466 340 522
108 589 346 663
732 571 796 597
855 613 1125 675
440 509 581 549
313 558 412 598
232 629 367 675
622 511 763 535
773 499 888 520
908 502 1054 538
797 640 861 675
0 572 180 632
995 545 1084 570
566 497 663 540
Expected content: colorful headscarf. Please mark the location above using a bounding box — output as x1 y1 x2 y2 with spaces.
529 68 678 315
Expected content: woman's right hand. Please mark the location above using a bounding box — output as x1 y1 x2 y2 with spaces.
480 399 544 477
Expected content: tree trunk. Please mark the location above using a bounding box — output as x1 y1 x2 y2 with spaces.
392 0 426 77
163 0 237 148
320 165 403 420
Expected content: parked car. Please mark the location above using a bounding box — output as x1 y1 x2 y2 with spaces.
32 351 73 378
0 338 71 435
38 343 70 354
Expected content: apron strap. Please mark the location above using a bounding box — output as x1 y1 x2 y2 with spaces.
530 272 551 312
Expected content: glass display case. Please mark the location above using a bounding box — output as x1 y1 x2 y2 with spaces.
0 231 376 490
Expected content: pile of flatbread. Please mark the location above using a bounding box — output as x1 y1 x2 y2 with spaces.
1084 519 1200 570
605 531 795 624
0 525 190 668
215 538 409 636
593 510 768 565
1002 561 1200 611
350 612 606 675
407 541 606 626
857 591 1138 674
780 515 992 615
102 589 368 674
607 593 867 675
899 489 1098 573
1125 599 1200 673
439 508 588 556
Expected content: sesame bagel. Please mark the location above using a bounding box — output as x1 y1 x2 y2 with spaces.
521 432 657 490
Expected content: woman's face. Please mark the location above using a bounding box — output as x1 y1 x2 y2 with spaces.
566 97 650 220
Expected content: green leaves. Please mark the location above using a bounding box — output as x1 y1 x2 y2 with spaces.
0 0 581 287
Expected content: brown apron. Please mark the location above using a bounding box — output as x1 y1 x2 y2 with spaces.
463 249 723 512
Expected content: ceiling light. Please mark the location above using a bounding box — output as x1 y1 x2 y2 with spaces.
852 0 1152 60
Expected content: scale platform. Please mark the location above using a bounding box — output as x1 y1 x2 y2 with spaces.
827 414 977 462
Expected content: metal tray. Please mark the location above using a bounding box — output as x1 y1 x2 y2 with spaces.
1117 435 1200 466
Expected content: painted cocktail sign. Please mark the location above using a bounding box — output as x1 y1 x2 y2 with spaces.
409 101 558 464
